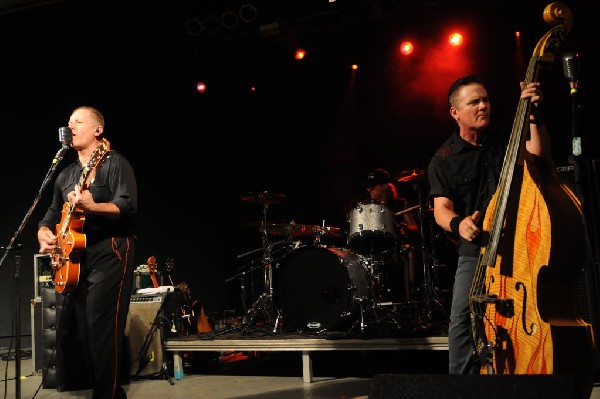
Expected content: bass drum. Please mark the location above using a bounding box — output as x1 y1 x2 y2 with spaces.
275 246 370 333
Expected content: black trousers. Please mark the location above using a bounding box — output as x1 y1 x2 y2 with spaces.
56 235 136 399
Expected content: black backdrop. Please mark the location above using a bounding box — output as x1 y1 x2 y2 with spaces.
0 0 595 346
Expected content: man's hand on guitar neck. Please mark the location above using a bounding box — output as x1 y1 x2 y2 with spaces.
67 185 121 219
68 184 93 211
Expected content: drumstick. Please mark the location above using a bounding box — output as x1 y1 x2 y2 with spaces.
395 204 420 216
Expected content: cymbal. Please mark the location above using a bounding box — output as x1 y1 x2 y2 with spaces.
251 223 334 238
245 220 343 238
395 169 427 183
240 191 286 204
288 225 321 237
292 225 343 238
320 226 343 238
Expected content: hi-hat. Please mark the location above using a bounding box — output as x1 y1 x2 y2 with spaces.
395 169 427 183
240 191 286 205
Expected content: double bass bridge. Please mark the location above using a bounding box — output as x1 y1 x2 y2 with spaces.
471 294 514 318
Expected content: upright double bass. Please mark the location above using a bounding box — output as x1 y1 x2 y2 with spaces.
469 2 595 397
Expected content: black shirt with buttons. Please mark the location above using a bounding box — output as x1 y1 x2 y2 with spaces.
427 130 507 256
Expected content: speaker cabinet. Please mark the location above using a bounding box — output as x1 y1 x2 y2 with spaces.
126 294 165 377
40 286 57 389
30 297 42 375
126 291 187 378
32 254 54 377
34 254 53 298
370 374 579 399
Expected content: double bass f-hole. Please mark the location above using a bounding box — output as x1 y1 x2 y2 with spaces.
515 281 534 335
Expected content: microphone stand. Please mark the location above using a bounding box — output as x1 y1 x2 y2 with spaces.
0 144 70 399
566 77 600 359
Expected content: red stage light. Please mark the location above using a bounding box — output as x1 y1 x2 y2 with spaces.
399 41 414 56
196 82 207 93
448 33 463 46
294 49 306 60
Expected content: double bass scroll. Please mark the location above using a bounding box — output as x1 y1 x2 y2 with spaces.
469 2 595 398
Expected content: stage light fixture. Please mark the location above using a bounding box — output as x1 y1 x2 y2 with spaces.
202 16 220 34
221 10 239 29
294 49 306 60
239 3 257 23
196 82 207 93
449 32 463 46
185 18 203 36
400 41 414 56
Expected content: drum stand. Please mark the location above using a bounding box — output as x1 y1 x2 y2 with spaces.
413 183 449 330
239 201 281 335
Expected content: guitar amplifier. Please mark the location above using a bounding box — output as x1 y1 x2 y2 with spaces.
34 254 54 298
125 291 184 377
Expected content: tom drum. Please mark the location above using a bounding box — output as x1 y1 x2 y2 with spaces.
348 202 396 254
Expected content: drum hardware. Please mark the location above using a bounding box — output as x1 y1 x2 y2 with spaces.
410 181 449 330
394 204 420 216
240 191 286 205
310 221 342 247
237 191 288 335
231 238 293 313
246 219 343 248
394 168 427 183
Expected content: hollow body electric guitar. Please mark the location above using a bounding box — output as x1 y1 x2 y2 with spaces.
52 139 110 294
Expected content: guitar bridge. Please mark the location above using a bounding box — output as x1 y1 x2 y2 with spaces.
471 294 514 317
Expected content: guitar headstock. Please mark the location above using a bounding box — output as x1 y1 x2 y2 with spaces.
147 256 157 273
84 139 111 172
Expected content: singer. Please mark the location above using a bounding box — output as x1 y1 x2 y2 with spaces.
37 106 138 399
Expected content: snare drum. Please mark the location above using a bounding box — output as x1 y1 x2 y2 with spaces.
348 202 396 254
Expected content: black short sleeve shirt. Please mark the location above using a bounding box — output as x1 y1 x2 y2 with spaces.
427 131 506 256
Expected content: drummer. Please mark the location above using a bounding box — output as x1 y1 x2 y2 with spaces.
356 168 420 301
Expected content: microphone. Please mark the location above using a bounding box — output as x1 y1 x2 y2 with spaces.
58 126 73 147
561 52 580 94
53 127 72 164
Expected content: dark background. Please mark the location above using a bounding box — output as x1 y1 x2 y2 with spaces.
0 0 594 346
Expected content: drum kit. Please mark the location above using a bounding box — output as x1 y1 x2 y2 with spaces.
230 171 452 336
